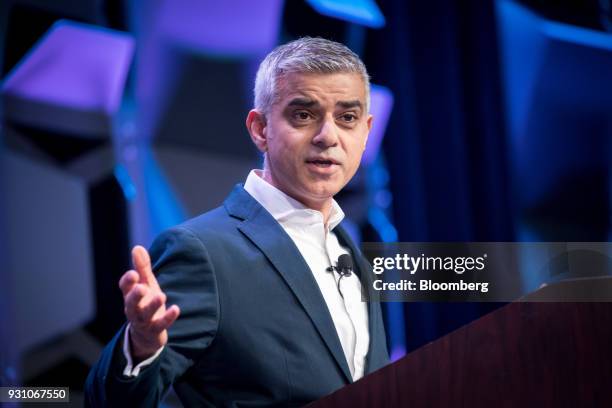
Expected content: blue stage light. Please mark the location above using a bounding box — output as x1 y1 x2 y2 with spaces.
306 0 385 28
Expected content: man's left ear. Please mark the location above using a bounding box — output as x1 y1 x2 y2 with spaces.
364 114 373 150
246 109 267 153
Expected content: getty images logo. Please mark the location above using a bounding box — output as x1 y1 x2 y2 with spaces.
371 253 488 275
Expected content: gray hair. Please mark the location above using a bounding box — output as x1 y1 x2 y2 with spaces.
254 37 370 115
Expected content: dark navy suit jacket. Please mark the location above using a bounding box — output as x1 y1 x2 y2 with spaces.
85 185 389 407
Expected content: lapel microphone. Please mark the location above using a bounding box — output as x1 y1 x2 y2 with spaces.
326 254 353 277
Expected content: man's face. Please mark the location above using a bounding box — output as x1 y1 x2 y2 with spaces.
253 72 372 210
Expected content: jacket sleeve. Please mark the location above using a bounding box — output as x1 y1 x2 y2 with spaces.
85 226 219 407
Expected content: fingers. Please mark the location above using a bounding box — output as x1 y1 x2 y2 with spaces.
124 284 176 328
131 245 159 289
124 283 151 323
139 292 166 323
150 305 180 332
121 271 164 323
119 270 139 297
122 246 180 342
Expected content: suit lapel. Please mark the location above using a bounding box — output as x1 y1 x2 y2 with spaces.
225 185 353 383
333 225 380 375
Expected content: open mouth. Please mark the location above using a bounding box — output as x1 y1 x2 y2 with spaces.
305 157 340 168
305 158 341 175
307 159 335 167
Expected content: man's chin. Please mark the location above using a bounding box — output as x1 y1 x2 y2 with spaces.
304 184 343 201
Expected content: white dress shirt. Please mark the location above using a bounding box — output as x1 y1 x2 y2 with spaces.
244 170 369 380
124 169 369 381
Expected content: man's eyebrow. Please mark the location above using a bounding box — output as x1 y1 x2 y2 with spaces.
287 98 319 108
336 100 363 110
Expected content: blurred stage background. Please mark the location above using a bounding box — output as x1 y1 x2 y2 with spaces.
0 0 610 405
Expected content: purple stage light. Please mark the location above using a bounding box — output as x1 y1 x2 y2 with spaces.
157 0 284 56
1 20 134 137
362 84 394 166
133 0 284 142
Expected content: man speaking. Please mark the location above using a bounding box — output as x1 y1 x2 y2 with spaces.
85 37 389 407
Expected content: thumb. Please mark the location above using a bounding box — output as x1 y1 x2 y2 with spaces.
132 245 158 288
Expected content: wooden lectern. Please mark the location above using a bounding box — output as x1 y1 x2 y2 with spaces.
309 277 612 407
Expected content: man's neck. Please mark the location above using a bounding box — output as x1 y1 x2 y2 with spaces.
304 199 333 227
259 170 334 225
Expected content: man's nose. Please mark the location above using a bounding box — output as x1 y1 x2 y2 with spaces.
312 117 339 147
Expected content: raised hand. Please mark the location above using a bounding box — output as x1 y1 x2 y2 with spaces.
119 245 181 361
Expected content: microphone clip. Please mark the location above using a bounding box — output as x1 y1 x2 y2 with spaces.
325 265 353 277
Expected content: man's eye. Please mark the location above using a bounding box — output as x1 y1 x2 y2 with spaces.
293 111 312 121
340 113 357 122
